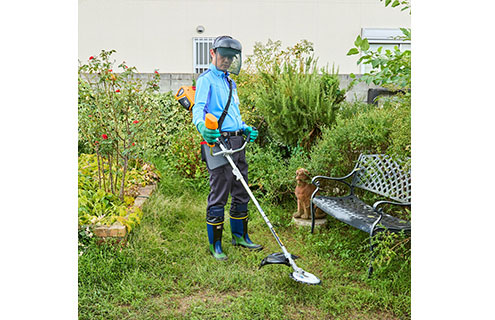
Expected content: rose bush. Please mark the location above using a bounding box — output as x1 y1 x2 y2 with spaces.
78 49 160 200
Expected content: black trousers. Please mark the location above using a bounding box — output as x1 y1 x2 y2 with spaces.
206 135 249 213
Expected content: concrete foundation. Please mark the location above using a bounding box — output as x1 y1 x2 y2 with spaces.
292 217 327 228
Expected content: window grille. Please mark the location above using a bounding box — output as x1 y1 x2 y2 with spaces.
360 28 411 74
193 37 215 74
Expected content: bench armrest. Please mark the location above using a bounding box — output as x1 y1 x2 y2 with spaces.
372 200 411 213
369 200 410 236
311 168 361 188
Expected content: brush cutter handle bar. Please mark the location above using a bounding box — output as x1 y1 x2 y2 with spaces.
210 126 254 157
210 136 249 157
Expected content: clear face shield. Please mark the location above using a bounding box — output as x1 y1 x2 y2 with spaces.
214 47 242 75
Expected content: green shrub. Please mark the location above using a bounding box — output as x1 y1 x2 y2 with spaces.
140 92 209 180
165 122 208 180
140 92 191 158
386 94 411 159
372 230 411 277
232 39 346 150
247 99 410 216
233 71 269 146
345 21 411 161
247 143 309 205
247 143 286 201
345 19 411 163
232 39 297 147
336 100 376 120
256 59 345 150
306 99 410 206
309 103 397 177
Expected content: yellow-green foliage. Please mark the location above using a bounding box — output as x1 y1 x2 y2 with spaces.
124 207 143 232
78 188 128 226
78 153 158 231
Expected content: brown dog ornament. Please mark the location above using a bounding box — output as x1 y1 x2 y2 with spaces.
294 168 326 219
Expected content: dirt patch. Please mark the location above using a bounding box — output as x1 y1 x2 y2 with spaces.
151 289 248 316
175 290 224 314
285 303 325 320
347 310 401 320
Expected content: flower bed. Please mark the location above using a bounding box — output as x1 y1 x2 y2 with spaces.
78 153 160 243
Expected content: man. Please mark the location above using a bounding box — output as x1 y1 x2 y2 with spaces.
192 35 262 260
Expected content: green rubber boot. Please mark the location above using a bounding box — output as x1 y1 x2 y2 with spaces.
230 203 263 251
207 222 228 260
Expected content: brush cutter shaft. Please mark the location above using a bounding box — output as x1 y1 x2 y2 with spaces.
217 141 300 272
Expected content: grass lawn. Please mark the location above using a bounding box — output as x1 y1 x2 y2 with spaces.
78 161 411 320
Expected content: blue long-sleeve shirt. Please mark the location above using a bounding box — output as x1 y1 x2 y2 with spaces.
192 63 247 132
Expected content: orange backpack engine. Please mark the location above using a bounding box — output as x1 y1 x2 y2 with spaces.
174 86 196 111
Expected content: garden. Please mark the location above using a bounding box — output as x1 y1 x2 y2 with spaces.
78 14 411 320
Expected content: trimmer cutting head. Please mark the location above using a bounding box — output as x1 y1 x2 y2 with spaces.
259 252 322 285
289 270 322 285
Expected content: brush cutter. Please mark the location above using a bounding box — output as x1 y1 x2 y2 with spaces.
205 114 321 286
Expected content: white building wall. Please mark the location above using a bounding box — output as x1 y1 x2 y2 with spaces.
78 0 410 74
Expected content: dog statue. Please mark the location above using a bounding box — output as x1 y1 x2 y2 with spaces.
294 168 326 220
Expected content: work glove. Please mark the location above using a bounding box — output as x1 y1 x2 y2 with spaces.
243 126 258 142
197 121 221 144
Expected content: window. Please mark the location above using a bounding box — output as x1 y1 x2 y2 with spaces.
193 37 215 74
360 28 411 74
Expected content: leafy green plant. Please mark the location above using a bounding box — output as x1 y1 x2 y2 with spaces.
140 92 191 158
243 39 315 74
247 143 309 207
138 92 209 180
78 188 128 226
78 153 158 232
232 39 320 148
166 122 207 179
386 94 411 159
337 2 411 167
78 49 160 200
380 0 411 13
345 19 411 161
246 143 286 199
372 230 411 274
347 29 411 92
346 0 410 97
309 102 397 177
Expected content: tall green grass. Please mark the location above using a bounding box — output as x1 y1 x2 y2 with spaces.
78 160 410 319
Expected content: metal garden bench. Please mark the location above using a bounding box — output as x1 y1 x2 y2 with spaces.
310 154 411 277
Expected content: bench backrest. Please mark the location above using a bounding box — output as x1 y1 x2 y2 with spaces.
351 154 411 203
